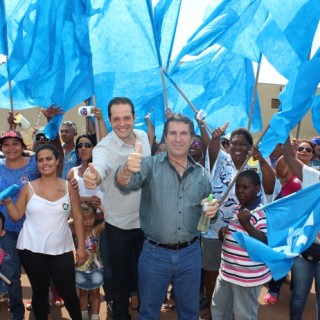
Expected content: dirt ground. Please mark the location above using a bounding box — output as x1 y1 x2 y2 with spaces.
0 272 316 319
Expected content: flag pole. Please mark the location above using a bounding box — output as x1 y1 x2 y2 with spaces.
160 67 169 110
162 69 213 133
219 124 270 205
248 54 262 131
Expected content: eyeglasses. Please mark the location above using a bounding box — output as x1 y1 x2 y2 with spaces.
77 142 93 149
297 146 313 153
191 141 202 148
221 140 230 147
35 135 50 142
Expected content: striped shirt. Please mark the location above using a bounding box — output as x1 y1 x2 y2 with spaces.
220 198 271 287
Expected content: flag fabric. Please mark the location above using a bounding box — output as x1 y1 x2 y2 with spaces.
259 47 320 158
0 0 93 112
233 182 320 280
311 95 320 134
257 0 320 79
168 45 262 134
0 0 7 56
170 0 267 72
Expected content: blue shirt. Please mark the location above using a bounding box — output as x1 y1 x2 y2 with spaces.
116 152 212 244
0 155 40 232
61 147 77 179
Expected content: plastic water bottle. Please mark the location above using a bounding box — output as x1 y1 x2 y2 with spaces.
197 194 214 232
247 156 260 174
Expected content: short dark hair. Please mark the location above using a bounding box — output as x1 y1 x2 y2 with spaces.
163 113 195 137
230 128 253 146
237 170 261 186
107 97 135 119
61 121 77 133
35 144 59 160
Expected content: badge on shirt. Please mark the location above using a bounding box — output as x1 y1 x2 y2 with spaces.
62 203 70 210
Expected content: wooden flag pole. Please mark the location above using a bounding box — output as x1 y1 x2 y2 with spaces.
162 69 213 134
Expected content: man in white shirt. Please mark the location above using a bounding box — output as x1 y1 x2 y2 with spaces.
84 97 151 320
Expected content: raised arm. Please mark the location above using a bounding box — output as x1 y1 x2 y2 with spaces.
208 122 229 171
253 147 275 195
3 184 29 221
282 137 303 181
195 112 210 152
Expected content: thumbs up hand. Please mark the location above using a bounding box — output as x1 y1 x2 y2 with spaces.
83 163 100 189
126 142 143 173
212 121 230 140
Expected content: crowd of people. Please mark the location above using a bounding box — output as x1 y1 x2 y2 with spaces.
0 96 319 320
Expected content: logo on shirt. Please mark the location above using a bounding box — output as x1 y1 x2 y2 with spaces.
62 203 70 211
21 176 30 184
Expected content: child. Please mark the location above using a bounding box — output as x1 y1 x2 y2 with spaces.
212 170 271 320
74 203 105 320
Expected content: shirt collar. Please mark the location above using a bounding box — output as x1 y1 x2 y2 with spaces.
111 129 141 147
241 196 262 211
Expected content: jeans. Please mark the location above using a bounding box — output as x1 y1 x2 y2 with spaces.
138 239 201 320
0 231 24 320
105 223 144 320
290 256 320 320
211 274 262 320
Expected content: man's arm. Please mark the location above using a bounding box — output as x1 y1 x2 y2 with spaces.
116 143 142 186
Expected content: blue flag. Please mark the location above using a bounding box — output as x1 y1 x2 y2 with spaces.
0 0 7 56
259 47 320 158
234 182 320 280
168 45 262 134
257 0 320 79
0 0 93 112
311 95 320 134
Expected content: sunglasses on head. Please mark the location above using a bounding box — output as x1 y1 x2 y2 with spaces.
35 134 50 142
221 140 230 147
77 142 93 149
297 146 313 153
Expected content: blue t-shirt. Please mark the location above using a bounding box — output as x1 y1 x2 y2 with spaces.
61 147 77 179
0 155 39 232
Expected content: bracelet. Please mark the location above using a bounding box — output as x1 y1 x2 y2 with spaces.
121 164 132 180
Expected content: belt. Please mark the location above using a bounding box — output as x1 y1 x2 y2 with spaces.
145 237 199 250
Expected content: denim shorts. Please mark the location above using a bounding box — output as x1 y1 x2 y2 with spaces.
75 268 104 290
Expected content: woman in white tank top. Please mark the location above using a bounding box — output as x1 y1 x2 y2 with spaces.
2 144 86 320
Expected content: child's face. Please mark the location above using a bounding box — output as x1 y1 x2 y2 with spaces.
235 177 260 206
83 211 95 231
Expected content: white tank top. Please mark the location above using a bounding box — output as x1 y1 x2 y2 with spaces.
73 167 104 199
17 181 75 254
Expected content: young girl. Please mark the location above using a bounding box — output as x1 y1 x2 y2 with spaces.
74 203 105 320
212 170 271 320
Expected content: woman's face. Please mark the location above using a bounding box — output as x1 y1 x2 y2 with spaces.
296 142 314 164
189 137 203 157
37 148 58 176
1 138 24 161
229 134 251 166
76 138 93 162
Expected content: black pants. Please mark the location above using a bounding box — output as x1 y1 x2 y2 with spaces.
105 223 144 320
19 249 81 320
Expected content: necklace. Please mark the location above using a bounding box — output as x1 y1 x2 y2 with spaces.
168 157 188 171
